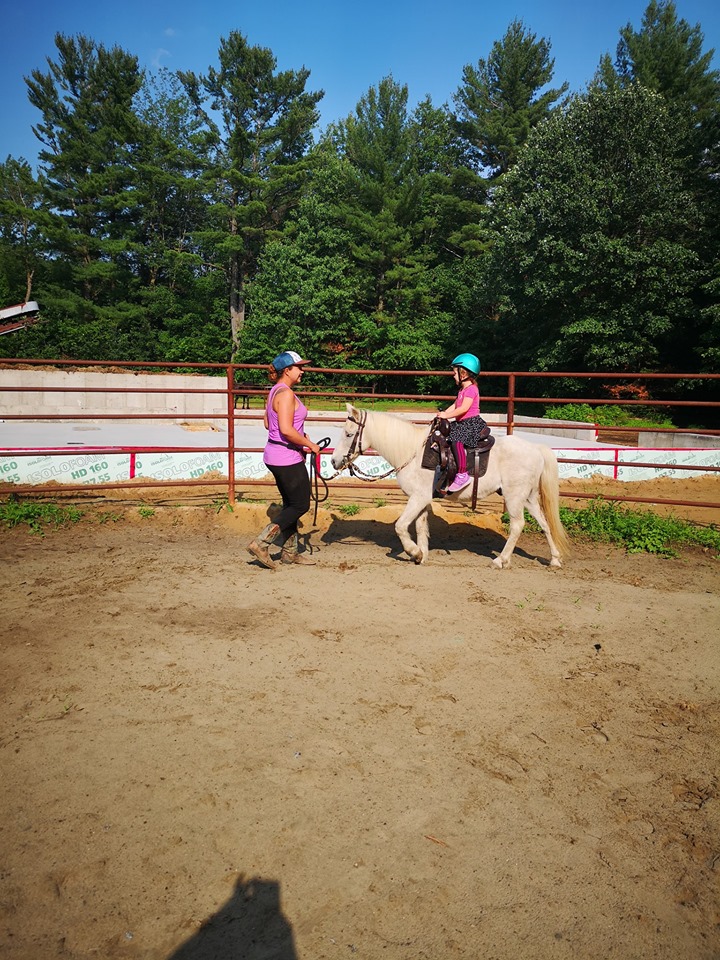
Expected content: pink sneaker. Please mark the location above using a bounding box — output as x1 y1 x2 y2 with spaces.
446 472 471 493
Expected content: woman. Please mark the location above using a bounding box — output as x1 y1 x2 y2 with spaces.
247 351 321 569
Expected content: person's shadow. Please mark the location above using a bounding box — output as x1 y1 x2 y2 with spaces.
167 875 297 960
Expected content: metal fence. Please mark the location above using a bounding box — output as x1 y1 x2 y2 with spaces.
1 358 718 513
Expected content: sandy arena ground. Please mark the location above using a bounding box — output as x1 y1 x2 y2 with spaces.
1 480 719 960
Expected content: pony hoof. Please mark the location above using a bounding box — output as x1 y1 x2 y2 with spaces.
549 558 562 569
413 553 425 565
492 556 510 569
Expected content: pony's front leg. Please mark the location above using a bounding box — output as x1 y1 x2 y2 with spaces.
395 494 430 564
415 507 430 562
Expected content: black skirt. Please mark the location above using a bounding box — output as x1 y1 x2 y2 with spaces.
448 415 487 446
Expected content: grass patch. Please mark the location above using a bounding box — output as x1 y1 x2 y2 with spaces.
336 503 361 516
138 506 155 519
97 511 124 524
210 496 234 513
508 499 720 556
0 498 84 535
544 403 674 430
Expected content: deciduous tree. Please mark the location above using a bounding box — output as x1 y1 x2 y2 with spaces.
487 86 699 372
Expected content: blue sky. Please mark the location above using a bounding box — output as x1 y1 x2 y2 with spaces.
1 0 718 168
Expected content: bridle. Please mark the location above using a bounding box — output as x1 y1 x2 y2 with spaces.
334 410 368 472
334 410 417 481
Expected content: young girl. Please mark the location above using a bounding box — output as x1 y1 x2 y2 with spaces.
437 352 484 493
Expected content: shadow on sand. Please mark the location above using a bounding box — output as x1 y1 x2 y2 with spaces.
319 510 549 566
167 875 297 960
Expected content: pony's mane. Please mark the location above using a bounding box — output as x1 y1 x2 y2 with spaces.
363 409 426 464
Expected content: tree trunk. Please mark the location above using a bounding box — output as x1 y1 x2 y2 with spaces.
229 251 244 361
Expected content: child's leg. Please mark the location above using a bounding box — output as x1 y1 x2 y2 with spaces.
447 442 470 492
453 441 466 473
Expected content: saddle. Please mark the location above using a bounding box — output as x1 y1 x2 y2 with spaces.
422 417 495 511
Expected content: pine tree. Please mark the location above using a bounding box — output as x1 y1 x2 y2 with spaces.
24 34 150 357
132 69 228 362
0 158 47 305
615 0 720 159
178 31 323 358
453 19 568 179
27 35 143 306
325 78 458 376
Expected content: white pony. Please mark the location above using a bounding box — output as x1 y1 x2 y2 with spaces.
331 404 570 569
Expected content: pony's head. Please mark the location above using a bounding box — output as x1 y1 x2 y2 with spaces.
331 403 365 470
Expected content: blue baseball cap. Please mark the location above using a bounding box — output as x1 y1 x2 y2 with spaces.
271 350 310 372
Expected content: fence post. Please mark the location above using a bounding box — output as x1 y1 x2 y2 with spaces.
227 364 236 504
507 373 516 435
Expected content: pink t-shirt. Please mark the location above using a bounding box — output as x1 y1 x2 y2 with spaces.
456 383 480 420
264 383 309 466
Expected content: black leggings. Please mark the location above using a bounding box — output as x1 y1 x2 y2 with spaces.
266 461 311 538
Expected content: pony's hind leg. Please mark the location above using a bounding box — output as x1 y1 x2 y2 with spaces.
525 491 563 568
395 494 431 564
492 495 525 569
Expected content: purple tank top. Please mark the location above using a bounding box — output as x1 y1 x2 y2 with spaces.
264 383 308 466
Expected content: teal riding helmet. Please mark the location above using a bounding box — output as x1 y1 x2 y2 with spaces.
451 352 480 375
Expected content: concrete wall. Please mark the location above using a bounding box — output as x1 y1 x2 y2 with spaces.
0 369 229 421
0 369 605 441
638 430 720 449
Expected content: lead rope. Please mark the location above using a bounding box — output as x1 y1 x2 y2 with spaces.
310 437 332 525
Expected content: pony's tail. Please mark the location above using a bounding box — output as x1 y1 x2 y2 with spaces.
539 446 571 558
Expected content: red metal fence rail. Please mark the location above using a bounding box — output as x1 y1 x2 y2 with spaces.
0 358 718 514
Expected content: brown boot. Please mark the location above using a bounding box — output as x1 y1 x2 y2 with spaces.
247 523 280 570
281 533 316 565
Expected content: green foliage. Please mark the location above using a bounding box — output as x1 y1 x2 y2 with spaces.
0 7 717 380
544 403 674 428
0 158 47 305
337 503 361 516
454 18 568 178
605 1 720 373
487 84 700 372
615 0 720 156
179 30 323 357
513 500 720 556
26 34 144 311
138 506 155 519
0 499 83 535
211 497 234 513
